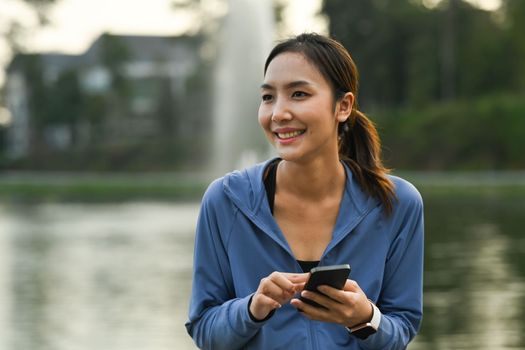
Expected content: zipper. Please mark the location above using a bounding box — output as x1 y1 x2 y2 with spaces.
306 257 324 349
308 319 318 349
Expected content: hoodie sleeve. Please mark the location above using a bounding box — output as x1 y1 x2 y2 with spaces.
185 179 266 350
360 179 424 350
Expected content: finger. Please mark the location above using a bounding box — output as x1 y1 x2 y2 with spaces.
316 285 348 304
254 292 282 310
342 279 361 293
268 272 297 294
293 281 306 292
259 277 294 302
300 289 340 310
282 272 310 284
290 297 331 321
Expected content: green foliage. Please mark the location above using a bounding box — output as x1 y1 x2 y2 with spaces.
48 70 84 123
19 55 49 127
322 0 521 107
374 94 525 170
504 0 525 91
0 173 208 201
321 0 525 170
323 0 440 106
100 34 132 99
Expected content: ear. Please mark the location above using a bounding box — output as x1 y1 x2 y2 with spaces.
336 92 354 122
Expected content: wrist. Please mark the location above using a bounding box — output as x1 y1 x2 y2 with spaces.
364 299 374 323
346 299 374 328
248 295 275 322
346 301 381 340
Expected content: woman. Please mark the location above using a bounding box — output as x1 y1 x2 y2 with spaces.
186 33 424 349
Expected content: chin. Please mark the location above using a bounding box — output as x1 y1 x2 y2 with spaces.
275 149 307 163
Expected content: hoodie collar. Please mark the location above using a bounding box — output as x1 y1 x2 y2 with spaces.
223 158 380 258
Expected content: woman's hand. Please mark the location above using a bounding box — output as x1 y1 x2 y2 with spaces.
289 279 373 327
250 272 308 320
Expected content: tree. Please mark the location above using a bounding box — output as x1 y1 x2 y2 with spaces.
48 69 85 147
2 0 60 71
19 54 50 153
321 0 517 109
99 34 132 100
1 0 60 155
322 0 438 108
503 0 525 91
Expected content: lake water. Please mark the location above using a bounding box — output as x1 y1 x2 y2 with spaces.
0 189 524 349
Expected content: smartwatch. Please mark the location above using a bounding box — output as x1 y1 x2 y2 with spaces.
346 302 381 340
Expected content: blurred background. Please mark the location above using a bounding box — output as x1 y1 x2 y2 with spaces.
0 0 524 349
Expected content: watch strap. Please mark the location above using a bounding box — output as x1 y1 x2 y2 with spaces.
346 301 381 339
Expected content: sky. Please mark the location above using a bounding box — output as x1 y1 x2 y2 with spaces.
0 0 325 87
4 0 502 53
422 0 501 9
0 0 502 88
0 0 325 55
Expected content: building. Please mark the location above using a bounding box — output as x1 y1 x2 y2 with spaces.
3 33 207 161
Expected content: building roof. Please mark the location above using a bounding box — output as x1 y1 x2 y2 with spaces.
83 33 203 65
7 32 203 73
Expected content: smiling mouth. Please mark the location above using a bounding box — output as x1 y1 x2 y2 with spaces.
275 130 305 139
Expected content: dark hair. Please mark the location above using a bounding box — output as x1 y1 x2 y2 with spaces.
264 33 396 213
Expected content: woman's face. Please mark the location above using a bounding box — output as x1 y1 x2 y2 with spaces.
258 52 350 164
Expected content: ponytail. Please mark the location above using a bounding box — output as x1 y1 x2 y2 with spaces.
339 109 396 214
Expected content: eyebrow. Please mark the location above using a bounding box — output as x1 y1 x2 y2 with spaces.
260 80 312 90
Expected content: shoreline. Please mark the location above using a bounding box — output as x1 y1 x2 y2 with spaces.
1 170 524 201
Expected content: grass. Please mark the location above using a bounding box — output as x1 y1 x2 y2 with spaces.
1 170 524 202
398 170 525 197
0 172 210 202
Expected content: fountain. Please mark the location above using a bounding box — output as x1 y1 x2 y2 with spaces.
212 0 275 176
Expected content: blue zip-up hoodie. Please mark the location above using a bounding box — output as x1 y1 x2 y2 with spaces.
186 159 424 349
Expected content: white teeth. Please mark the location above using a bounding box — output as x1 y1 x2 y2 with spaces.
277 130 304 139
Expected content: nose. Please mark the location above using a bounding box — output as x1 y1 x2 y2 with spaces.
271 98 292 123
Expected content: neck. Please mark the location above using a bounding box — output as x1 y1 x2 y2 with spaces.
277 155 346 200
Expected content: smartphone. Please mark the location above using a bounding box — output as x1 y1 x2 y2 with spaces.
299 264 351 308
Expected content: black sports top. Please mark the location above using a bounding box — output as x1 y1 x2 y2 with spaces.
264 159 319 273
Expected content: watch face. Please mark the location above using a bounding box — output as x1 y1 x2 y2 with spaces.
351 324 377 340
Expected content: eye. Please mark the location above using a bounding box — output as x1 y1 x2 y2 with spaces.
262 94 273 102
292 91 308 98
